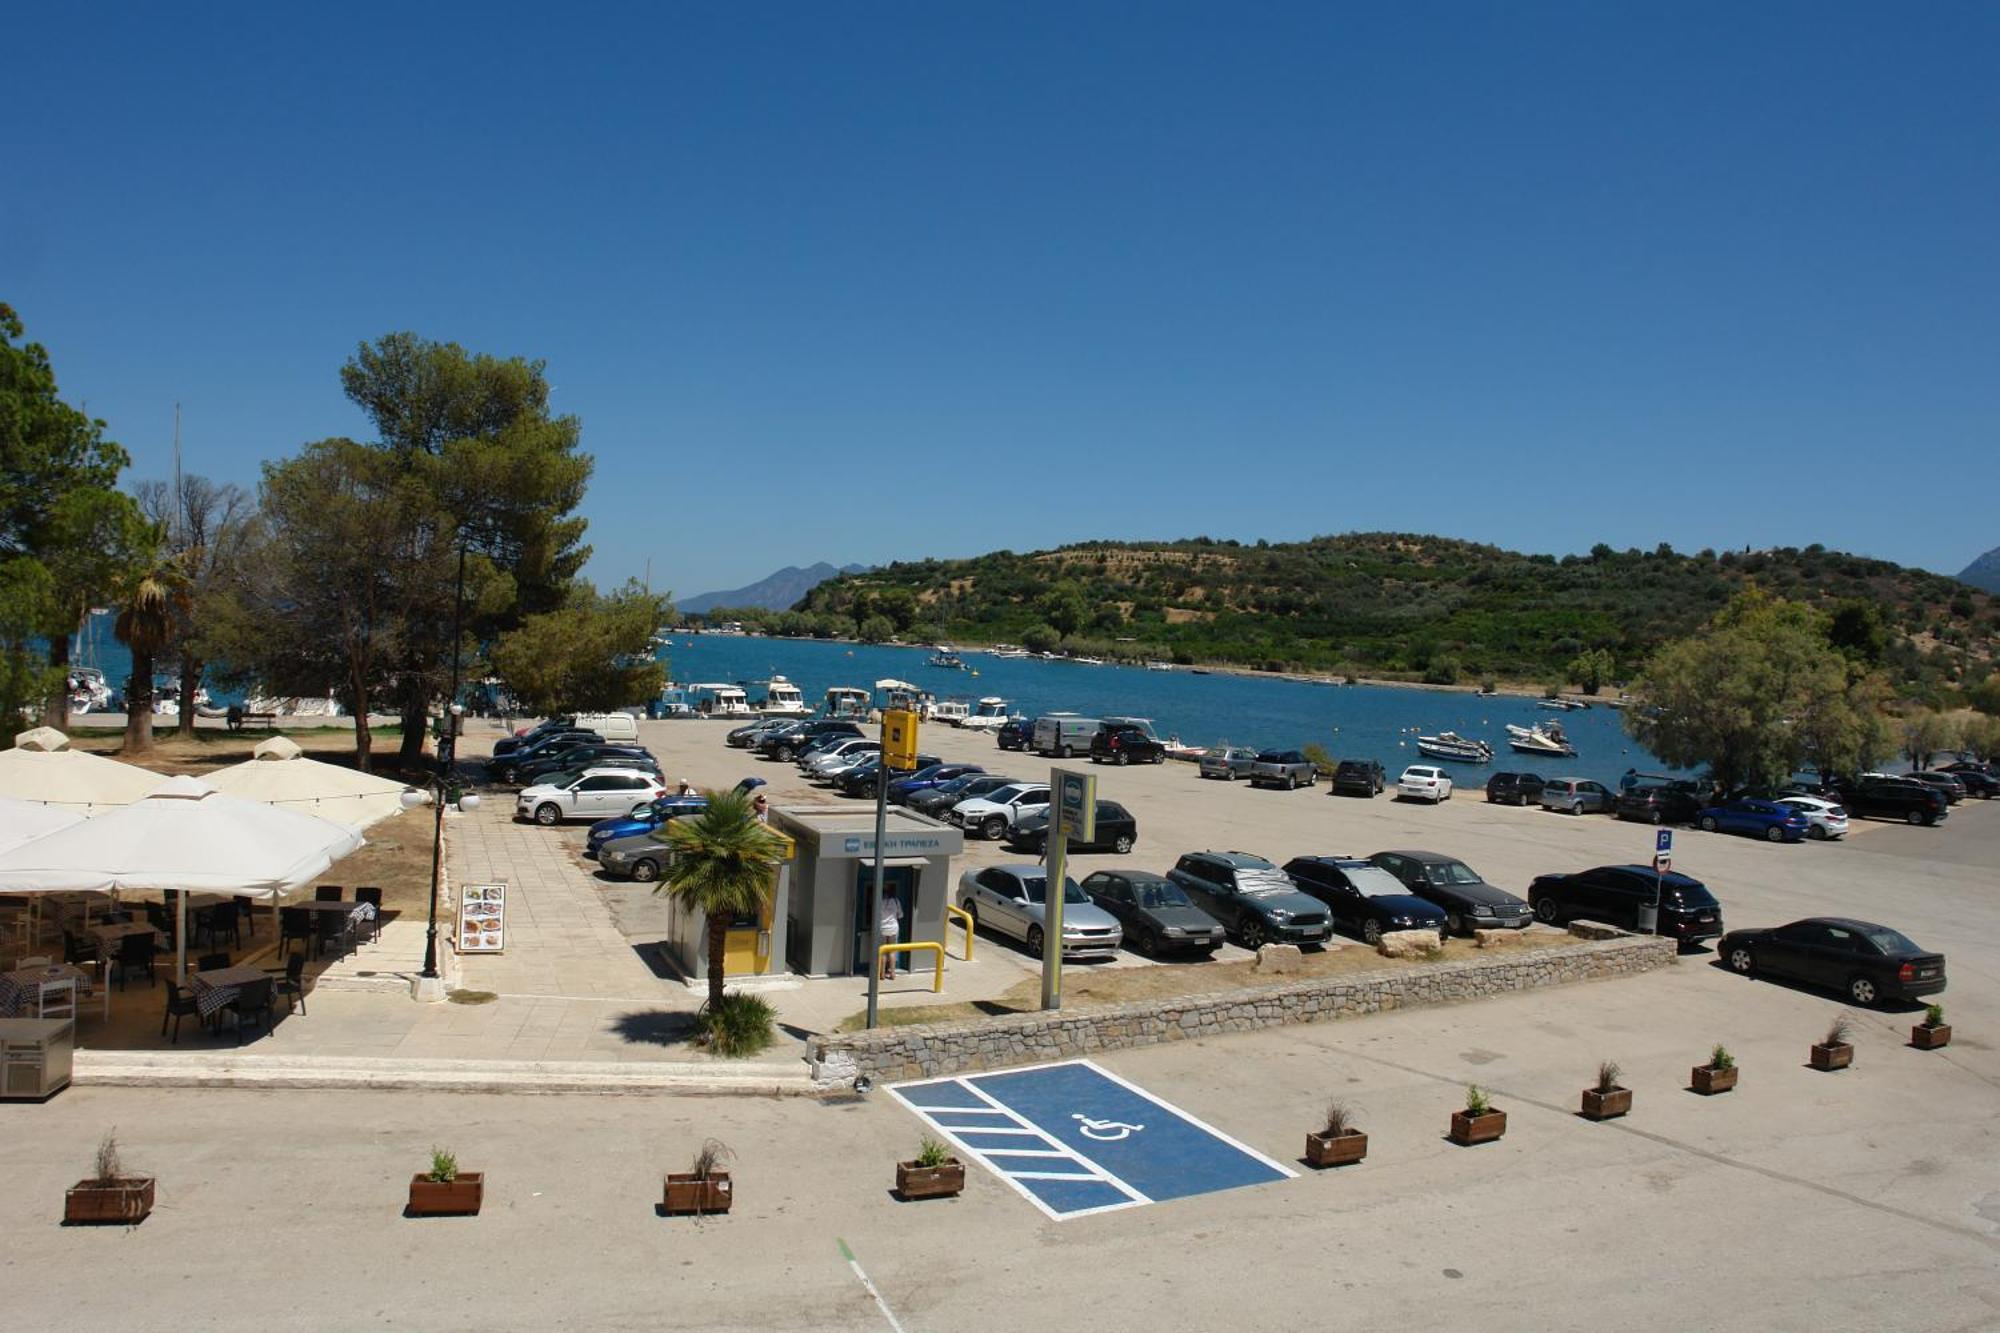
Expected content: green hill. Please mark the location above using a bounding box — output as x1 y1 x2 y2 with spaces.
794 534 1997 690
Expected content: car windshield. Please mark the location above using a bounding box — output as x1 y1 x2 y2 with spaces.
1862 925 1921 954
1135 881 1192 909
1237 869 1295 897
1019 876 1088 905
1347 866 1411 898
1423 861 1483 886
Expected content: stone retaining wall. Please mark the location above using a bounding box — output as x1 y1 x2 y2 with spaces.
811 929 1675 1082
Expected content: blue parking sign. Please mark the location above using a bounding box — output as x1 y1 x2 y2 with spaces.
1655 828 1673 853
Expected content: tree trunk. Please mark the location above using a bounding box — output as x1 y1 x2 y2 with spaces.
42 631 71 732
352 671 373 773
706 914 729 1011
124 653 155 754
177 656 201 738
398 680 428 768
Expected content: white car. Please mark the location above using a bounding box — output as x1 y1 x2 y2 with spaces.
802 738 878 776
1776 795 1849 840
1396 765 1454 803
516 768 668 826
949 782 1052 840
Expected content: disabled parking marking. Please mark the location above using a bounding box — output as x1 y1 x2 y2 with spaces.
890 1058 1295 1220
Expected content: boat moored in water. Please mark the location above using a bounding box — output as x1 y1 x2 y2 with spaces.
1506 721 1576 757
1416 731 1494 763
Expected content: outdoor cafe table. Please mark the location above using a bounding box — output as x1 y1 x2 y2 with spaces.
0 962 96 1019
188 964 271 1020
90 920 163 950
290 899 376 948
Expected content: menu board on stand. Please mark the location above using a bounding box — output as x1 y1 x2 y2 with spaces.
456 883 507 954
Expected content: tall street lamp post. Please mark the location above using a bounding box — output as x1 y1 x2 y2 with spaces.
404 542 474 1001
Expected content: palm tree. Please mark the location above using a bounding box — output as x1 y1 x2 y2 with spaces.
113 556 191 755
654 788 786 1011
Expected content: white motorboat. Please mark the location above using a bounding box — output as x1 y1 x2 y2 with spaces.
824 686 872 719
926 697 972 725
750 676 811 718
1145 661 1174 672
689 683 752 717
927 645 968 669
1506 721 1576 757
1416 731 1494 763
959 697 1015 732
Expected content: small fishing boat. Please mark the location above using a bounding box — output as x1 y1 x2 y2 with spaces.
690 683 752 718
988 644 1030 659
750 676 811 718
1416 731 1494 763
927 646 968 669
927 697 971 725
959 697 1015 732
1506 721 1576 757
1145 661 1174 672
824 686 872 719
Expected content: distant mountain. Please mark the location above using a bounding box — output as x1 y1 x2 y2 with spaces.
680 562 872 614
1957 546 2000 595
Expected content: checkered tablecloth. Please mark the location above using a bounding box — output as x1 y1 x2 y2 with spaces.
188 965 270 1018
0 964 92 1018
91 921 163 950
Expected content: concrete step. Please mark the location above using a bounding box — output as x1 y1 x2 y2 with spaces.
74 1049 824 1097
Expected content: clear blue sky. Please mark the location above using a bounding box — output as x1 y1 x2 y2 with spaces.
6 2 1996 598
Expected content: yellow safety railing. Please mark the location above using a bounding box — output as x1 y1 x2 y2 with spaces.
879 941 944 993
944 905 975 960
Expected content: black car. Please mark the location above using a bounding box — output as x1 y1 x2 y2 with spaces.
757 719 862 761
1718 917 1945 1007
1485 772 1546 806
1329 759 1386 798
832 753 941 798
1089 725 1166 766
1005 801 1138 855
1614 784 1704 826
1283 856 1448 945
996 717 1035 751
1527 864 1724 945
493 730 602 780
908 773 1018 818
1367 850 1533 935
727 718 791 748
1080 870 1225 956
513 744 659 786
1938 762 1999 798
1166 852 1332 948
1841 778 1948 826
1907 771 1966 805
491 717 578 758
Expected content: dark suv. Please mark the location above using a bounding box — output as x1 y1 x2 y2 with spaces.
513 743 657 786
1329 759 1386 798
1840 778 1948 826
996 717 1036 752
1938 762 1998 798
1527 864 1724 946
1283 856 1448 945
757 719 862 762
1485 772 1546 806
1615 784 1704 826
1166 852 1331 949
1090 725 1166 766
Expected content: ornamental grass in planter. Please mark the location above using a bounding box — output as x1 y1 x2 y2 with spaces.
1448 1085 1506 1146
1581 1060 1632 1121
64 1130 154 1226
1810 1013 1855 1072
1690 1043 1738 1095
896 1135 965 1200
663 1139 734 1216
1911 1003 1951 1051
407 1146 483 1217
1305 1099 1368 1168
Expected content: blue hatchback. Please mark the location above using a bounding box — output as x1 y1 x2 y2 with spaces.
1697 799 1809 843
887 762 985 805
585 795 709 857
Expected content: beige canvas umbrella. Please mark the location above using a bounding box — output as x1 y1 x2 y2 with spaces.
202 735 414 830
0 727 169 814
0 795 85 854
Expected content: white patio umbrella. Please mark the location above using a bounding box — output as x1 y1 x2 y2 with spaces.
0 796 85 854
0 727 170 814
0 774 363 981
202 735 415 830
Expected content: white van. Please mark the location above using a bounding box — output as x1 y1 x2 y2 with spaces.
1032 714 1101 758
571 711 640 742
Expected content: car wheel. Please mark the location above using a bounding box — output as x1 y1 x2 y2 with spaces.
1905 809 1924 825
631 858 660 883
1112 834 1134 854
1728 946 1754 974
1361 920 1382 945
534 803 561 826
1534 896 1562 925
1240 919 1267 950
1287 773 1299 790
1444 912 1463 936
982 815 1007 840
1136 929 1157 956
1570 803 1582 815
1765 825 1784 842
1060 745 1073 759
776 745 795 762
1153 753 1165 764
1117 751 1130 766
1808 824 1826 839
1700 816 1719 832
1848 975 1878 1006
1649 809 1663 826
1026 925 1045 955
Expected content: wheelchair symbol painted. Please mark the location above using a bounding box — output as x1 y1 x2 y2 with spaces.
1072 1114 1144 1141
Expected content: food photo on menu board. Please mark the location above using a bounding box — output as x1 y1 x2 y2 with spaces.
456 883 506 953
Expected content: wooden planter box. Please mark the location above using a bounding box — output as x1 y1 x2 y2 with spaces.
1305 1129 1368 1168
1581 1086 1633 1121
407 1173 483 1217
662 1172 733 1216
64 1177 154 1226
1690 1064 1738 1095
1810 1041 1853 1072
896 1159 965 1200
1448 1109 1507 1146
1911 1023 1951 1050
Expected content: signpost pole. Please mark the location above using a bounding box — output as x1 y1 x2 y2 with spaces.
1643 828 1671 935
865 772 887 1030
1043 767 1096 1012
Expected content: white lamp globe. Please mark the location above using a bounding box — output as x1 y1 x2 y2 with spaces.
459 792 481 812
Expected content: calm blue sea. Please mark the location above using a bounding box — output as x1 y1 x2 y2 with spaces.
657 636 1674 785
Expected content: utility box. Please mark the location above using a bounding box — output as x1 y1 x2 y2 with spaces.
0 1018 74 1100
881 710 920 771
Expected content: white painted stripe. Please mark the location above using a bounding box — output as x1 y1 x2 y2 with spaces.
838 1240 907 1333
949 1126 1042 1136
1008 1170 1102 1181
981 1149 1070 1158
954 1077 1150 1205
